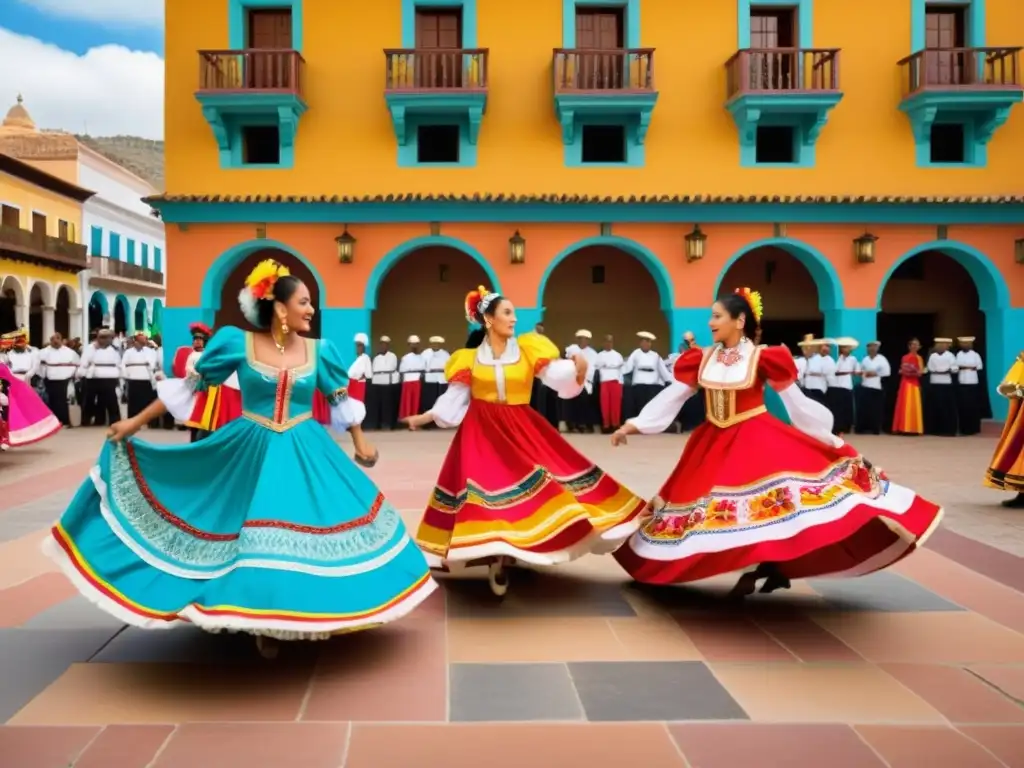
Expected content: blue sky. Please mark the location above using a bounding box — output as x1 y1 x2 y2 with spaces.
1 1 164 55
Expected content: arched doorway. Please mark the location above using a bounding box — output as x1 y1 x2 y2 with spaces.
29 282 50 347
55 285 72 338
0 275 25 334
878 249 991 428
134 297 148 334
717 245 825 348
215 247 322 337
372 245 491 349
89 291 109 333
540 244 669 352
152 299 164 336
114 294 129 335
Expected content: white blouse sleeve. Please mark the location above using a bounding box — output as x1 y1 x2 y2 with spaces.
155 378 197 422
222 372 240 390
431 382 471 428
627 381 695 434
329 395 366 433
541 359 584 399
776 382 844 448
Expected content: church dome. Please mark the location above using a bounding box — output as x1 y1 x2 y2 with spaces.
2 95 37 132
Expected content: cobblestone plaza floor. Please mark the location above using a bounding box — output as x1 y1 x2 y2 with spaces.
1 427 1023 767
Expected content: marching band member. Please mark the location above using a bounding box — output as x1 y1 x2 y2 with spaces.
347 332 372 403
955 336 984 435
623 331 671 419
564 330 599 433
39 333 78 427
827 337 860 435
121 331 158 423
78 329 122 427
856 341 890 435
365 336 399 430
926 337 959 436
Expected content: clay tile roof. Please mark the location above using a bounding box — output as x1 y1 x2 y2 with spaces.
144 193 1024 205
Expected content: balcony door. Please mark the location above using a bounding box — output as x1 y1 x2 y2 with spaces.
415 9 463 88
749 7 796 90
246 8 293 89
925 5 967 86
575 8 624 90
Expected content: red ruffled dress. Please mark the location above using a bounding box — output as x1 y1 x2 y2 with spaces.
415 333 646 568
614 341 943 584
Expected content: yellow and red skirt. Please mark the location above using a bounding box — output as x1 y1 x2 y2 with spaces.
892 376 924 435
185 384 243 432
985 397 1024 492
415 400 645 568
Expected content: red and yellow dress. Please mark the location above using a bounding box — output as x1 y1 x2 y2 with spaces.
416 332 646 567
892 352 925 435
984 353 1024 493
614 341 943 584
183 349 242 432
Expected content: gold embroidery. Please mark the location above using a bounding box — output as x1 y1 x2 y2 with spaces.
243 411 312 432
703 388 767 428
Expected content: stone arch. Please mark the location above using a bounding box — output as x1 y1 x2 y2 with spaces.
152 298 164 334
875 240 1008 312
134 297 149 333
88 291 110 334
0 274 26 333
114 294 130 335
537 235 673 352
369 236 498 348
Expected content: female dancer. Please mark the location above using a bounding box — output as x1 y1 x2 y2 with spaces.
402 286 646 596
0 360 61 449
611 288 943 596
43 260 436 657
892 338 925 435
984 351 1024 508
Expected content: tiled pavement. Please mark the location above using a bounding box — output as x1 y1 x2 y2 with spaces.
1 428 1023 767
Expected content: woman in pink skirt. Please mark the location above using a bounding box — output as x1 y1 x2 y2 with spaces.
0 361 61 449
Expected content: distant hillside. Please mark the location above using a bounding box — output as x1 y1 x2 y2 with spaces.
75 135 164 190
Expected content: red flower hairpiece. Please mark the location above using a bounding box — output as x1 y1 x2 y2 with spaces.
734 287 764 323
464 285 491 323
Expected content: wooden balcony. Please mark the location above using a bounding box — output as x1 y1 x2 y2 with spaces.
552 48 655 93
384 49 488 92
726 48 840 99
197 49 305 95
382 49 490 147
89 255 164 288
898 47 1022 98
0 225 88 271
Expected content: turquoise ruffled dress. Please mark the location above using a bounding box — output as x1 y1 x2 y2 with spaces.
43 327 436 640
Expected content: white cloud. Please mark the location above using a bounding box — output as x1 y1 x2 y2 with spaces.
15 0 163 28
0 28 163 139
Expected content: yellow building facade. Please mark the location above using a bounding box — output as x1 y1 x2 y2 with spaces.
155 0 1024 419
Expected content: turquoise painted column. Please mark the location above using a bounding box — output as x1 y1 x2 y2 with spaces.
321 308 370 351
161 306 203 371
515 307 544 334
985 307 1024 421
823 308 878 347
670 307 711 347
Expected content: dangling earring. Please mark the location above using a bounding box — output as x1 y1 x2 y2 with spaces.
281 320 289 337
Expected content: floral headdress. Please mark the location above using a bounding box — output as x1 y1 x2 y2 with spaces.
464 285 499 324
238 259 290 326
734 287 764 324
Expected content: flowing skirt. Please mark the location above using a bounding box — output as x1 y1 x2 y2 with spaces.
985 398 1024 492
892 378 924 435
415 400 646 567
0 366 61 447
614 412 943 585
44 417 436 639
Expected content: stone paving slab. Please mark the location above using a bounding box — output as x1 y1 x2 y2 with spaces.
1 429 1024 767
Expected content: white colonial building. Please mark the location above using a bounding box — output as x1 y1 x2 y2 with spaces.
0 96 165 343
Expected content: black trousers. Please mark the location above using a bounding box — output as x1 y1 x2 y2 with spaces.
365 382 399 430
628 383 664 421
803 388 828 407
826 388 855 435
126 380 156 421
530 379 560 428
419 381 447 429
925 383 958 436
87 379 121 426
567 386 600 431
956 383 982 435
44 379 71 426
855 387 886 435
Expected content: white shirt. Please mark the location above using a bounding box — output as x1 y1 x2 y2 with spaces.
347 353 372 382
956 349 983 386
185 349 202 378
927 350 958 385
83 345 122 379
594 349 625 383
830 354 860 390
399 351 427 383
39 345 80 381
858 354 891 390
121 346 156 381
371 351 399 386
6 348 38 381
795 356 809 387
565 344 598 387
424 349 450 384
624 349 672 386
803 354 834 393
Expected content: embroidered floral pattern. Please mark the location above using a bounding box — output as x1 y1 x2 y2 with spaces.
639 458 888 545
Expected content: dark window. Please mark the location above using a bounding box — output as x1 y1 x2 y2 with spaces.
930 123 965 163
438 264 450 282
417 124 460 163
892 258 925 280
581 125 626 163
1 205 20 228
755 125 795 163
241 125 281 164
591 265 606 284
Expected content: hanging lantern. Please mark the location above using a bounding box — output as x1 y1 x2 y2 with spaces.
509 230 526 265
335 226 356 264
853 232 878 264
684 224 706 263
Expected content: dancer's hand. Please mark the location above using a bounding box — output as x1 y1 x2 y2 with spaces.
107 418 141 443
611 429 628 447
401 413 431 430
572 353 588 385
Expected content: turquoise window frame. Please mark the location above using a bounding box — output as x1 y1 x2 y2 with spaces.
126 239 136 265
141 243 150 268
401 0 477 47
742 118 814 168
154 246 163 273
228 0 304 51
565 116 645 168
90 225 103 257
909 0 990 169
397 114 478 168
108 231 121 261
226 114 296 169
